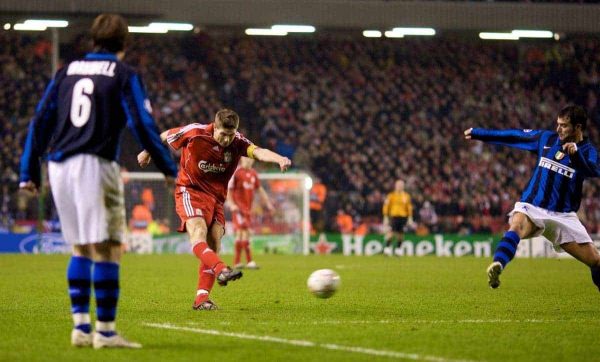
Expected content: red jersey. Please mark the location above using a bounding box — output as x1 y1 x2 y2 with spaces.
230 167 260 213
167 123 255 203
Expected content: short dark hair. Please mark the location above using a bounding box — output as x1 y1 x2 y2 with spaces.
558 105 588 131
91 14 129 53
215 108 240 129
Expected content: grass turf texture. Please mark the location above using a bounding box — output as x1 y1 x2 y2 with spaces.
1 254 599 361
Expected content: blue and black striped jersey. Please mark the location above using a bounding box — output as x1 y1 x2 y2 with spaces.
472 128 600 213
20 52 177 186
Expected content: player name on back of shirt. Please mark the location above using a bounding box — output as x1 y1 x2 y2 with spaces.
67 61 116 77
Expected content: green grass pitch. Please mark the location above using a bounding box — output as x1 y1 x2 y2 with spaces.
1 254 599 361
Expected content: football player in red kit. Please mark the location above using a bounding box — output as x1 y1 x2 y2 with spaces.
227 157 274 269
137 109 291 310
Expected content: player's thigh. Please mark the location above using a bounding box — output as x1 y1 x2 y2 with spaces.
101 160 126 243
240 229 250 240
176 188 217 236
509 212 539 238
74 155 122 244
391 217 407 233
560 242 600 267
48 161 81 244
186 217 209 242
50 155 114 245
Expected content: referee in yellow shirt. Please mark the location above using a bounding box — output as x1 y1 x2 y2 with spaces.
382 179 414 256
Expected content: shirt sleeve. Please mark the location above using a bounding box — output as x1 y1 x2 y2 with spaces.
470 128 545 152
382 195 390 217
234 132 256 159
571 146 600 178
121 72 177 177
165 126 187 150
19 73 61 186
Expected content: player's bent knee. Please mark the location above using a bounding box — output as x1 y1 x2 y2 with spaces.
509 213 537 238
73 245 93 258
93 240 122 262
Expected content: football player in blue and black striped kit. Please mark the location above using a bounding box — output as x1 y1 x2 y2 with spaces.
464 105 600 291
19 14 177 348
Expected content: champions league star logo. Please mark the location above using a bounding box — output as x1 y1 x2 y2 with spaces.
311 233 337 255
555 151 565 160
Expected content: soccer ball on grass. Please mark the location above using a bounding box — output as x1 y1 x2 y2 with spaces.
307 269 340 299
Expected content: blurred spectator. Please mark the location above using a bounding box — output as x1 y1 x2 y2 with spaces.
418 200 439 234
141 187 155 212
310 177 327 233
129 204 153 233
336 209 354 234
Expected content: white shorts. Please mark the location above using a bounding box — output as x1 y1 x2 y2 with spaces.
509 202 592 250
48 154 125 245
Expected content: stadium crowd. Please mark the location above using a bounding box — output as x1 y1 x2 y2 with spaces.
1 30 600 234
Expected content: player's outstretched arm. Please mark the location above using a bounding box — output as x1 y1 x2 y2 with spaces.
464 127 544 152
252 148 292 172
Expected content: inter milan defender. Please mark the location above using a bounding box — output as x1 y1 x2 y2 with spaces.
138 109 291 310
227 156 274 269
465 105 600 291
19 14 177 348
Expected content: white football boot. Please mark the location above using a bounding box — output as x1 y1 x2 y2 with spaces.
246 261 259 269
93 332 142 349
487 261 503 289
71 329 92 347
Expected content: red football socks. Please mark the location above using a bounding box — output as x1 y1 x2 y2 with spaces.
192 241 226 275
243 240 252 263
233 240 242 265
197 263 215 292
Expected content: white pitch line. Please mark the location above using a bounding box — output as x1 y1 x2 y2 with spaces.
301 319 570 324
144 322 479 362
184 319 596 327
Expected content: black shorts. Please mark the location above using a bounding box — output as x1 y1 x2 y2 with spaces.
390 217 408 233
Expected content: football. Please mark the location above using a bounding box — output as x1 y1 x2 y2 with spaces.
307 269 340 298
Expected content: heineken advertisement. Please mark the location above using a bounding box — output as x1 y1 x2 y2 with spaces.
127 232 499 257
309 233 499 257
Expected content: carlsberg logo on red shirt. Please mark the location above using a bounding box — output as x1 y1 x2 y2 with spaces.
199 160 226 173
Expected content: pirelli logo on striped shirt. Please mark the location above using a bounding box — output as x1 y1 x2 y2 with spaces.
538 157 575 179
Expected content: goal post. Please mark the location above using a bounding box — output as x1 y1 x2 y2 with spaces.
121 171 312 255
254 172 312 255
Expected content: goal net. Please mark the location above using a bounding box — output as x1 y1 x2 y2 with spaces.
121 171 311 255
